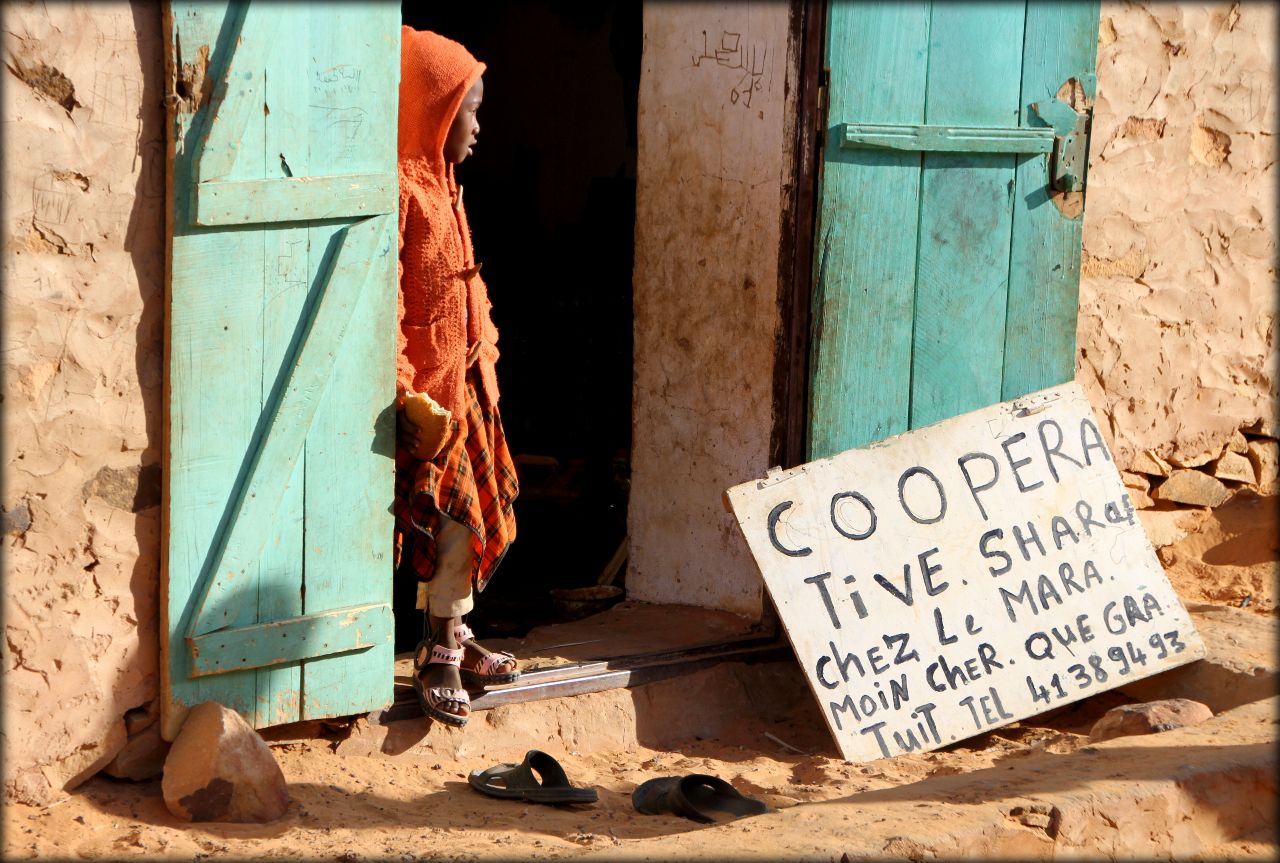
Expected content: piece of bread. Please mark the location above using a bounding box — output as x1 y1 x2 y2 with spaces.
403 392 452 460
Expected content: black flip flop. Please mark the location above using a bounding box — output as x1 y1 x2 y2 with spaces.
632 774 768 823
468 750 598 805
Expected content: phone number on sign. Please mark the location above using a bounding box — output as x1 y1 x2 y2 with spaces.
1023 629 1188 705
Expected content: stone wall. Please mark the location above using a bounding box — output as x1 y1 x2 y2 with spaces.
626 1 796 618
1079 1 1277 468
2 2 164 803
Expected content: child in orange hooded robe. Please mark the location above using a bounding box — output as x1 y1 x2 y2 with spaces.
395 27 519 726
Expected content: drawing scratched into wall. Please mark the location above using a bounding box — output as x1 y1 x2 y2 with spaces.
692 30 768 109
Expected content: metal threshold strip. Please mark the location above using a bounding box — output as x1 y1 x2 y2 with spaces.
371 635 789 724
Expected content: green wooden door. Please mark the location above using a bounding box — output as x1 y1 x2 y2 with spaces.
161 1 400 739
809 1 1100 458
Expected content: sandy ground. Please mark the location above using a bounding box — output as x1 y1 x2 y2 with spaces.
4 493 1277 861
1159 491 1279 614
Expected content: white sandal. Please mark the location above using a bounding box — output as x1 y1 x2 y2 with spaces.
454 623 521 686
413 640 470 727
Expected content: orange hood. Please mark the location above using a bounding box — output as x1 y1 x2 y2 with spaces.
398 26 486 173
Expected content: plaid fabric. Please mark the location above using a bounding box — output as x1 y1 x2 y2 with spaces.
394 367 518 594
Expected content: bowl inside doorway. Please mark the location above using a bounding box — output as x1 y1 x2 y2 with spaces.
549 585 624 621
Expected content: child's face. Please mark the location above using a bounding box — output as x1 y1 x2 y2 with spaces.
444 76 484 164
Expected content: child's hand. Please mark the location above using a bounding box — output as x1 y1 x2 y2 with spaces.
397 409 424 455
399 391 453 460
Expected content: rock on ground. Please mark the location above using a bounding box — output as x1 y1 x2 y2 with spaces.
1089 698 1213 742
1247 440 1278 495
103 724 169 781
161 702 290 823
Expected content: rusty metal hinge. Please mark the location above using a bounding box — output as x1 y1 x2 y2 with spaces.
1030 96 1092 193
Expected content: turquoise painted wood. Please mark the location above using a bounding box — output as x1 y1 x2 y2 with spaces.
810 0 1100 457
909 1 1025 428
162 0 400 738
809 1 931 459
1004 3 1101 400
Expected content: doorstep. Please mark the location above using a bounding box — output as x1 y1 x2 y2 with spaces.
376 601 773 722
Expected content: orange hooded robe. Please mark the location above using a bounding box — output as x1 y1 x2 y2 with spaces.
394 27 517 594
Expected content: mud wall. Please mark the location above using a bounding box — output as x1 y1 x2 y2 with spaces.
2 2 164 803
1080 1 1277 467
627 2 796 618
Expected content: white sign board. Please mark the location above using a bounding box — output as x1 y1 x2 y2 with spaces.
726 383 1205 762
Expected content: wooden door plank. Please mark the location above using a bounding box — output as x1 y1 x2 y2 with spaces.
190 603 392 676
163 0 266 738
194 2 277 183
1003 1 1100 400
808 1 931 458
193 174 396 226
908 1 1026 428
300 9 400 720
255 2 309 728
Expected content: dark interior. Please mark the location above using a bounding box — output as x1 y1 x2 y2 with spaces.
395 1 641 648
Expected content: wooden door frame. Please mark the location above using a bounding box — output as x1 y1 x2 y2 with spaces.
773 0 826 473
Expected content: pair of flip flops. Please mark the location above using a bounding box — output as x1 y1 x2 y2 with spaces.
469 751 766 823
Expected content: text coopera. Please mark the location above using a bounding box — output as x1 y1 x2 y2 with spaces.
765 416 1113 556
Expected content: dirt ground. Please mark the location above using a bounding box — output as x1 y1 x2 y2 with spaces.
4 493 1277 861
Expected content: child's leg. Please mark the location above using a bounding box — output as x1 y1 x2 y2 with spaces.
419 516 475 719
424 515 516 684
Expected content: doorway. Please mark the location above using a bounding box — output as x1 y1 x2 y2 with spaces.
394 2 641 651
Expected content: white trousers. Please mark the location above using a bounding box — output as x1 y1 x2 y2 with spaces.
416 515 475 619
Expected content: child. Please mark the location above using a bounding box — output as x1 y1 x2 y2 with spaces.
395 26 519 726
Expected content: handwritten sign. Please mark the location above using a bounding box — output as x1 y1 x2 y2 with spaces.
726 383 1205 762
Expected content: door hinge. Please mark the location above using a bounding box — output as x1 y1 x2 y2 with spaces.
815 67 829 135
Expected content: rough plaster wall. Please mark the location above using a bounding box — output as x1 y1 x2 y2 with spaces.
628 3 794 618
1080 2 1277 466
2 2 164 803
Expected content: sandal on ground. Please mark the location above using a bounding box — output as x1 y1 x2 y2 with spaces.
468 750 597 805
632 774 767 823
454 623 521 686
412 639 470 727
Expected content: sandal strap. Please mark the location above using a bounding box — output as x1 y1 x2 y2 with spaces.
475 651 517 677
453 622 476 643
429 644 463 667
426 686 470 706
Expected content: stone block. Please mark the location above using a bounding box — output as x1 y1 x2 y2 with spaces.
1130 450 1172 477
1244 418 1278 440
1151 470 1229 507
1211 450 1256 484
103 724 169 781
162 702 290 823
1125 487 1153 509
1167 449 1219 469
41 719 127 794
124 701 159 737
1119 471 1150 492
1137 508 1206 548
1089 698 1213 742
1120 473 1154 508
1227 430 1249 454
1246 439 1278 495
